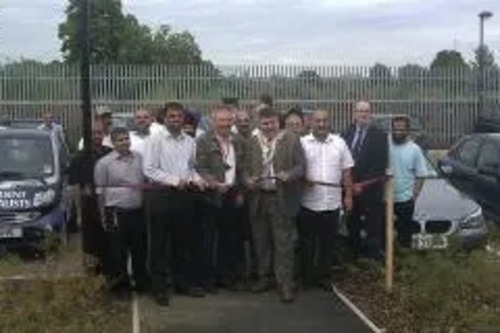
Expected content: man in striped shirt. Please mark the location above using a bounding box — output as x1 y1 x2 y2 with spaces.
143 101 208 306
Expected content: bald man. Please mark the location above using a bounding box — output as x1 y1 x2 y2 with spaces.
299 110 353 290
342 101 388 261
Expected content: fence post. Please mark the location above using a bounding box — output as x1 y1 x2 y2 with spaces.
385 167 394 293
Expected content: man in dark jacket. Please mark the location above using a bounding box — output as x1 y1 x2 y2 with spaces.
68 121 113 274
342 101 389 260
196 104 247 290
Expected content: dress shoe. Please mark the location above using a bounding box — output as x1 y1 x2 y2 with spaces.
280 285 295 303
184 287 206 298
154 291 170 307
251 279 272 293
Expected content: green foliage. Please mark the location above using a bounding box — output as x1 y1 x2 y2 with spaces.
431 50 469 70
0 276 129 332
58 0 208 65
397 250 500 332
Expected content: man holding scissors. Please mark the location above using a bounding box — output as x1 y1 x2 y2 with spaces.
244 107 305 303
299 110 354 290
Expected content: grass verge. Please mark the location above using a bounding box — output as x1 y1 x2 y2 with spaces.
334 239 500 332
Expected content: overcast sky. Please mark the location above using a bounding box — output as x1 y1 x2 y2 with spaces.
1 0 500 66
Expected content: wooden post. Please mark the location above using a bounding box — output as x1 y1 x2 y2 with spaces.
385 169 394 293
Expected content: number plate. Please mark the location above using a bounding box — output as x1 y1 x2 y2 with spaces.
412 234 448 250
0 228 23 239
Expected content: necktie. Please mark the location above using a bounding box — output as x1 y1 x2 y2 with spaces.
352 128 365 159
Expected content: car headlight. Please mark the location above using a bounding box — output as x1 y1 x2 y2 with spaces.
460 208 485 229
33 189 56 208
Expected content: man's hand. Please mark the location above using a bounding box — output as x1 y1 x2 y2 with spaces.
352 183 363 196
235 193 244 207
246 176 258 190
215 182 230 194
192 179 208 191
177 178 189 189
82 185 93 197
343 195 353 214
276 171 289 183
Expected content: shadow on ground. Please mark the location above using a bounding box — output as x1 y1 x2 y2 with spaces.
139 289 371 333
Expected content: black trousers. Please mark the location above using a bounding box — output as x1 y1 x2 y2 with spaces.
394 200 417 248
147 189 202 294
298 207 340 285
81 195 106 274
203 192 245 286
347 194 385 259
103 207 148 288
170 194 204 290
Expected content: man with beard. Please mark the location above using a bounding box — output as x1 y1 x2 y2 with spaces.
68 121 113 274
390 116 428 248
143 101 208 306
129 108 153 157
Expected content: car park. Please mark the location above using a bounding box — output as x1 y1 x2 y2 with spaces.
0 129 68 255
438 133 500 223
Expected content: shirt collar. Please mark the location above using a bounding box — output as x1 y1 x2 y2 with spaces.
110 150 134 160
306 133 334 143
165 129 186 141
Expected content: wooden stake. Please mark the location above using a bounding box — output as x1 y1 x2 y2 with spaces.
385 170 394 293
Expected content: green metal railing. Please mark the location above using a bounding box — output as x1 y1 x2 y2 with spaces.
1 63 499 148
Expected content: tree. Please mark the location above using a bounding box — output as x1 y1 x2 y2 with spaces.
471 45 499 92
58 0 126 63
430 50 468 70
58 0 206 65
369 63 392 78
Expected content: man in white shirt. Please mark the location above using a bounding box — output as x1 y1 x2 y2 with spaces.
129 108 153 157
143 101 207 306
299 110 354 290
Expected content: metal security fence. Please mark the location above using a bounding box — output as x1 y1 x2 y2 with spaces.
1 63 499 148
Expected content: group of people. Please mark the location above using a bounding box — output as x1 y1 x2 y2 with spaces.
67 95 429 306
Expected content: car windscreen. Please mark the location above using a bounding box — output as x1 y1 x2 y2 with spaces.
0 137 55 178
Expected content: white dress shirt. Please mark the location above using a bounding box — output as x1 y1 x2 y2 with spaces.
143 129 200 186
129 131 150 157
78 135 113 150
217 135 236 185
301 133 354 211
149 122 166 136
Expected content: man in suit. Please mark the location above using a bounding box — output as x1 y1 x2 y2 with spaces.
196 104 247 290
244 107 306 303
342 100 389 260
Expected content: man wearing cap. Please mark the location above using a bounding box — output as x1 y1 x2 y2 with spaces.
78 106 114 150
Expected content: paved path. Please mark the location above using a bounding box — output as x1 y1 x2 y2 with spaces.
139 289 371 333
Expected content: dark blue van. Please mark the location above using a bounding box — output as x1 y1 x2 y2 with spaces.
0 129 68 254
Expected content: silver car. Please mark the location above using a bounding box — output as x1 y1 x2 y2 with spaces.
409 156 487 250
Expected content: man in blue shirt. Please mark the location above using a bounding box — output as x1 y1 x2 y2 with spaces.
390 116 428 248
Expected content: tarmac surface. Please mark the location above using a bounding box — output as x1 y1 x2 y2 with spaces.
138 288 372 333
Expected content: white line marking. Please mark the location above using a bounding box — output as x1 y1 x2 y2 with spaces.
132 291 140 333
332 284 385 333
0 273 84 281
